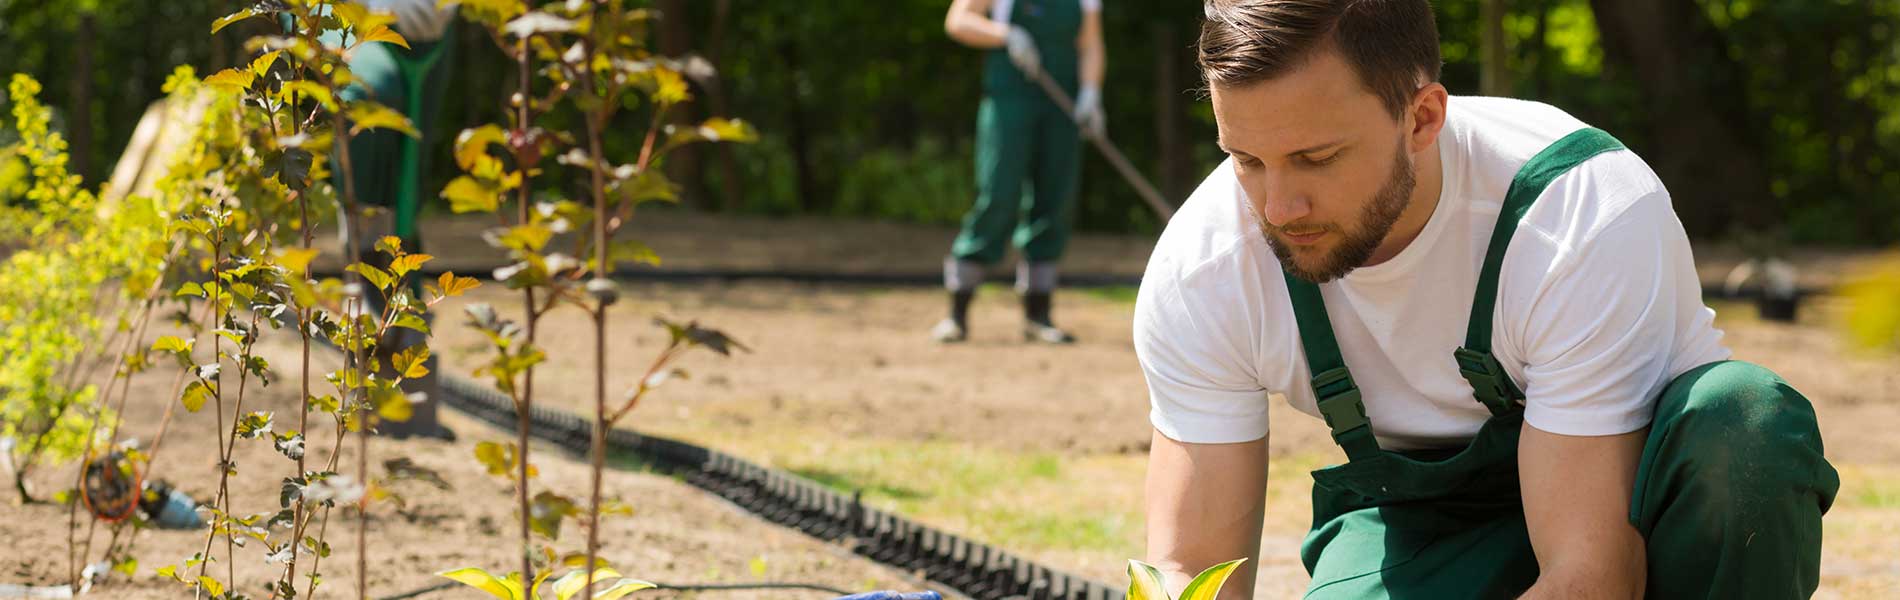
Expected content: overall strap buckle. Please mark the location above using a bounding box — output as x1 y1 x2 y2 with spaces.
1312 367 1368 434
1454 347 1522 415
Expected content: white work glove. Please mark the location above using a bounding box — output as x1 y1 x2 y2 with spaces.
1005 25 1041 76
1073 84 1106 140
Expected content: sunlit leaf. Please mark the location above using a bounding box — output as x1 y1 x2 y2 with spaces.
205 68 256 91
551 567 621 600
358 25 410 49
197 576 224 597
436 272 481 298
347 263 395 291
592 579 658 600
1178 558 1246 600
436 567 521 600
346 102 419 138
250 50 283 78
529 491 578 539
442 176 501 213
392 345 431 379
152 335 193 354
277 247 320 274
390 253 432 277
182 381 214 413
454 125 508 171
211 7 262 34
283 80 338 112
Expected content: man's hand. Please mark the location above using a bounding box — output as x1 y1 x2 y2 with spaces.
1519 422 1648 599
1145 428 1266 599
1073 84 1106 140
1005 25 1041 75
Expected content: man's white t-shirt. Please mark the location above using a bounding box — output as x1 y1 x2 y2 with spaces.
1134 96 1731 450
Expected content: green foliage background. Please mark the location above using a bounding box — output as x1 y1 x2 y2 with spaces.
3 0 1898 243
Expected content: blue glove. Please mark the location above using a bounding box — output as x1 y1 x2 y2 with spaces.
833 592 943 600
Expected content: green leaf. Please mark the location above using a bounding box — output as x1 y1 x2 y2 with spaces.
176 281 208 299
392 313 431 335
359 25 411 49
436 567 521 600
1178 558 1246 600
236 411 274 439
442 176 501 213
347 263 395 291
474 441 512 476
650 66 688 107
436 272 481 298
347 102 419 138
375 383 413 423
551 567 621 600
1127 559 1169 600
182 381 214 413
211 7 262 34
592 579 657 600
529 491 578 540
608 170 677 206
392 345 431 379
495 224 553 253
204 68 256 91
113 557 137 578
333 2 398 32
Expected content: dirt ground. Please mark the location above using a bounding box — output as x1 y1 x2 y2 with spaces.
1 323 939 599
8 212 1898 598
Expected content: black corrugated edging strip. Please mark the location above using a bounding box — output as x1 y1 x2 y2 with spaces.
435 373 1127 600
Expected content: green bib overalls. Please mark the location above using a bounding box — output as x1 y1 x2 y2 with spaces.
1288 129 1840 599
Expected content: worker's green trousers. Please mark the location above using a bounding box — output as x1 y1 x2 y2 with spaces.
1300 360 1839 599
949 91 1080 265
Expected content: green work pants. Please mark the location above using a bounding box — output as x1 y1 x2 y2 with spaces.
949 92 1080 265
1301 361 1839 599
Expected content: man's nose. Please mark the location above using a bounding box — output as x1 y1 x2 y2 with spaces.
1255 173 1310 227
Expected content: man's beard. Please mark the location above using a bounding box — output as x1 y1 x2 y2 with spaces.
1260 141 1416 283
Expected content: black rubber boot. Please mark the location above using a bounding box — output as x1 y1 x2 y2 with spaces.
931 289 975 343
1022 292 1075 344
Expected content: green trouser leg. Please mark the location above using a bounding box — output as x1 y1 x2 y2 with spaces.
1633 360 1839 599
951 94 1076 265
1302 360 1836 599
1014 95 1078 263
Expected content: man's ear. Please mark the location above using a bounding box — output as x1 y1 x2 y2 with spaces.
1405 82 1450 155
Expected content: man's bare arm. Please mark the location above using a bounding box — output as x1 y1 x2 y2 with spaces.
1518 422 1647 599
1145 428 1267 599
944 0 1008 49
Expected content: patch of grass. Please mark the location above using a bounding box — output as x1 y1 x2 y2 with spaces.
1837 463 1900 509
1081 285 1140 305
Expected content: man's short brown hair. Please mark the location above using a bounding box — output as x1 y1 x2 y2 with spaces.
1198 0 1442 117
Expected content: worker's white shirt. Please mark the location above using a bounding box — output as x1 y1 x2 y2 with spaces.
1134 96 1731 450
364 0 456 42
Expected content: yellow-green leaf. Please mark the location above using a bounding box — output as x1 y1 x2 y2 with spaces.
437 272 481 298
651 66 688 107
211 8 261 34
436 567 521 600
359 25 411 49
152 336 193 354
182 381 214 413
1843 255 1900 349
1178 558 1246 600
197 576 224 597
1126 559 1169 600
277 247 320 274
592 579 657 600
250 50 283 78
393 345 431 379
205 68 256 91
375 384 413 422
283 80 338 112
454 125 507 171
347 102 419 138
551 567 621 600
391 254 433 277
347 263 395 291
441 176 501 213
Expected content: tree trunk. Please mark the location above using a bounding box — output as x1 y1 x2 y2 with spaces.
780 37 818 213
1587 0 1776 237
707 0 743 213
1152 24 1183 207
657 0 706 210
70 13 96 183
1480 0 1509 96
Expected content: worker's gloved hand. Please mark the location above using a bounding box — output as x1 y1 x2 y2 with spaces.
833 592 943 600
1006 25 1041 75
1073 83 1106 140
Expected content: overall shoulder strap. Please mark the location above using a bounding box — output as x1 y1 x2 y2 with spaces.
1457 127 1626 414
1286 273 1379 460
